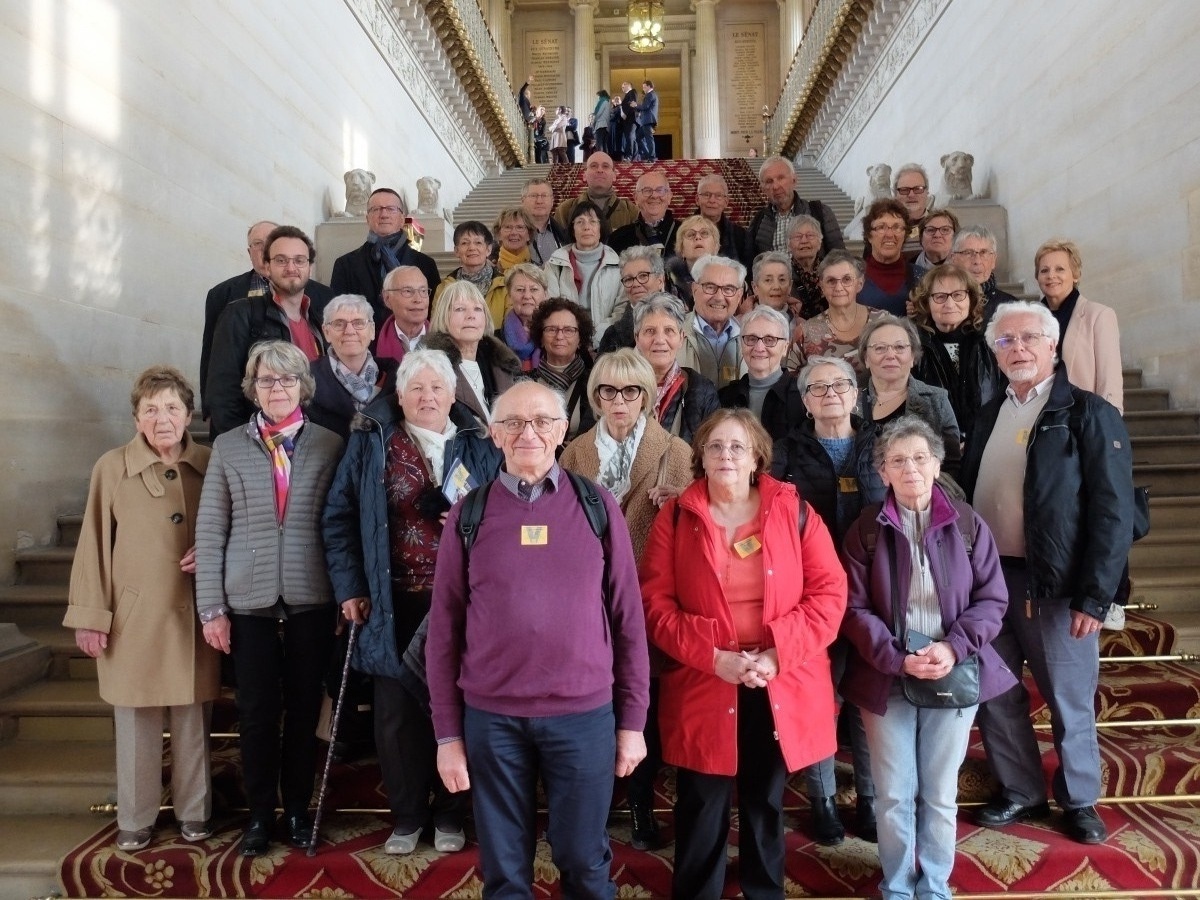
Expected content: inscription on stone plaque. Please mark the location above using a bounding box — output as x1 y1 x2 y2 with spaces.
525 31 567 110
725 24 767 152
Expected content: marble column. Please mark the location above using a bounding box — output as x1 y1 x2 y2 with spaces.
691 0 722 159
569 0 599 129
779 0 804 74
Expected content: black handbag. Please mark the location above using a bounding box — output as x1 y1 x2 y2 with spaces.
886 530 981 709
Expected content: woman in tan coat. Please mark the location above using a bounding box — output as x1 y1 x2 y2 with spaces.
63 366 219 852
559 347 692 849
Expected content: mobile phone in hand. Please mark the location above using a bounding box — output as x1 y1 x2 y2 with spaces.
905 629 936 653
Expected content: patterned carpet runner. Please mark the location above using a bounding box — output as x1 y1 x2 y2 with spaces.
59 613 1200 897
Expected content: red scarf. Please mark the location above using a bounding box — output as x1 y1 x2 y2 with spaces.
257 407 305 523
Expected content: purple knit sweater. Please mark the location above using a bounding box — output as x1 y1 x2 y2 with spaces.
427 471 650 741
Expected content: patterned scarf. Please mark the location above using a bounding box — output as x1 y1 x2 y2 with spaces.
457 263 495 294
502 310 539 371
595 414 646 501
368 231 409 281
535 355 585 394
654 362 686 421
256 407 305 523
329 349 380 407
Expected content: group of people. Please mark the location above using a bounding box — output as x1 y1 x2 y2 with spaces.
63 150 1135 900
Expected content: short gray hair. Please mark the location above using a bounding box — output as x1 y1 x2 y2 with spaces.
786 215 822 239
695 173 728 196
241 340 316 404
984 301 1060 350
873 414 945 470
952 224 997 253
859 314 924 367
691 253 746 285
893 163 929 190
740 305 790 339
633 291 687 332
619 244 665 277
752 250 792 283
759 154 796 181
491 381 568 421
797 355 857 393
394 348 456 397
817 249 866 279
322 294 374 325
382 265 426 292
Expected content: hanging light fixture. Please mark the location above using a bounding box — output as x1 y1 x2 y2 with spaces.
628 0 665 54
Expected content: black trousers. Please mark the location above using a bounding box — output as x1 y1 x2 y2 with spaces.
672 686 788 900
230 607 335 819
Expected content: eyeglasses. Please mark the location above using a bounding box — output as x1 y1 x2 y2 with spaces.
620 271 655 287
740 334 785 349
923 225 954 237
496 416 564 434
821 274 858 288
254 375 300 389
327 318 371 331
929 290 969 305
543 325 579 336
384 286 431 298
682 229 714 240
703 441 750 459
638 186 670 197
805 379 854 397
697 281 742 298
596 384 644 402
953 248 995 260
270 255 310 268
869 224 907 235
895 186 927 196
884 452 934 470
993 332 1048 351
868 342 912 355
697 191 726 200
368 205 402 215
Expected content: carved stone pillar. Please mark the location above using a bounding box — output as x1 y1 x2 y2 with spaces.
779 0 804 73
569 0 599 129
691 0 722 158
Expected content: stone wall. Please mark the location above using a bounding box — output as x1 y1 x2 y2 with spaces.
0 0 493 575
815 0 1200 404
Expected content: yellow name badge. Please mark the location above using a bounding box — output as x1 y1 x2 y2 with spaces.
521 525 549 546
838 476 859 494
1016 427 1031 447
733 534 762 558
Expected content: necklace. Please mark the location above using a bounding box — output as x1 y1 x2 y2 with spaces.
826 306 863 338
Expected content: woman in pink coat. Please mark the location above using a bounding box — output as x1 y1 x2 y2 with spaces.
640 408 847 900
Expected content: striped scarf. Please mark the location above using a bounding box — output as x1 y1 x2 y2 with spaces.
256 407 305 523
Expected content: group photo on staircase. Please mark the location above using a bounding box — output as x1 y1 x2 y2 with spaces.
3 1 1200 899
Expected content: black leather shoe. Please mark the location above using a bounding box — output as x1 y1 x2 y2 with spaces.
809 796 845 846
239 818 272 857
629 798 660 851
284 813 314 848
855 795 877 843
1063 805 1107 844
973 798 1051 829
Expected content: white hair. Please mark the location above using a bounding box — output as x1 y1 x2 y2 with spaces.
691 254 747 285
394 348 457 397
984 301 1060 350
322 294 374 325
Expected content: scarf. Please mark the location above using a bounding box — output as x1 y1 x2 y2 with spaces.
1044 288 1079 361
404 419 459 487
536 355 586 394
497 245 530 273
595 414 647 502
329 349 380 407
457 264 495 294
502 310 539 371
654 362 685 421
256 407 305 523
368 230 409 281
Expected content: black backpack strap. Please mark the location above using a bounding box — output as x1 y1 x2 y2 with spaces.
457 481 494 555
859 502 884 564
948 499 977 557
565 471 613 633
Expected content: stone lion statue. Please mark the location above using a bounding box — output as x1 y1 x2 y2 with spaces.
940 151 982 201
337 168 376 218
415 176 442 216
843 163 893 240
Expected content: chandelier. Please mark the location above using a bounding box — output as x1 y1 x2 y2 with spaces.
628 0 664 54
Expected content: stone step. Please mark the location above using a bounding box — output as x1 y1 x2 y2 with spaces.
13 545 75 585
0 583 68 628
1160 609 1200 655
0 679 112 741
1124 387 1171 413
1131 463 1200 497
22 625 95 681
1131 435 1200 466
58 513 83 548
1147 495 1200 529
0 740 115 814
1128 527 1200 568
1123 409 1200 437
1128 563 1200 612
0 814 108 900
1123 367 1143 390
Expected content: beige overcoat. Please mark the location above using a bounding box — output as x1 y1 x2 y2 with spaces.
63 433 220 707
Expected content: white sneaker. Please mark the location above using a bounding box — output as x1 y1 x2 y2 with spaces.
433 826 466 853
384 827 422 855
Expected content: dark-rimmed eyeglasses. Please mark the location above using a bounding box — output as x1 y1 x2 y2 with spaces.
596 384 644 402
804 379 854 397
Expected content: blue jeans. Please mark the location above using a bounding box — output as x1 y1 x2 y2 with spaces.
465 703 617 900
862 688 976 900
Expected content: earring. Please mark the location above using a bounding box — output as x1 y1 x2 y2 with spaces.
805 410 814 420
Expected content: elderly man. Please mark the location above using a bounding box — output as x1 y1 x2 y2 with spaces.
952 225 1018 323
678 255 749 389
521 177 567 266
428 381 649 900
750 155 844 258
330 187 440 328
694 174 752 267
598 247 667 355
374 266 432 365
609 169 679 256
912 208 959 277
205 225 328 437
553 152 638 232
960 301 1133 846
893 163 933 256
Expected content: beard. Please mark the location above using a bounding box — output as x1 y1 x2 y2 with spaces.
1005 364 1039 383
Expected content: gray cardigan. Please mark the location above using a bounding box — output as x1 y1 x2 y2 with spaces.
195 418 344 617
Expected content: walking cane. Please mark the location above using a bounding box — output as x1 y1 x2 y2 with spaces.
308 620 361 856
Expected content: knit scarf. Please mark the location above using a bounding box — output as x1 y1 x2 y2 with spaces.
502 310 539 371
457 264 495 294
368 230 409 281
329 349 380 407
497 245 530 273
535 355 585 394
256 407 305 523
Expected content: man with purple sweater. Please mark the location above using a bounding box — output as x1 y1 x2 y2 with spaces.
428 381 650 899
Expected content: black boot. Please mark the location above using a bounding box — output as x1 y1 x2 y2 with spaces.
855 795 877 842
810 796 845 846
629 796 661 851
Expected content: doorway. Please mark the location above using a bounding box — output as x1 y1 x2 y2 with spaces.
606 59 681 161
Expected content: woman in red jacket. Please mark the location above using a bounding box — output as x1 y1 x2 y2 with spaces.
640 408 848 900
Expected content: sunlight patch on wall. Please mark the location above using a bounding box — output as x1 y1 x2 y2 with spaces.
66 0 120 142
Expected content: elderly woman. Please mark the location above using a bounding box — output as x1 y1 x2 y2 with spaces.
718 305 794 441
544 200 623 344
434 221 508 326
600 245 667 354
549 105 570 164
560 348 693 850
860 199 918 316
1035 239 1123 412
426 281 522 425
750 251 794 322
308 294 398 438
667 214 720 301
859 315 962 476
634 292 720 444
641 408 847 899
529 297 596 442
786 215 827 319
771 355 884 844
789 250 886 374
195 341 344 857
842 416 1013 900
911 264 1004 441
64 366 218 852
913 208 959 278
497 262 549 372
492 207 536 275
323 348 502 855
